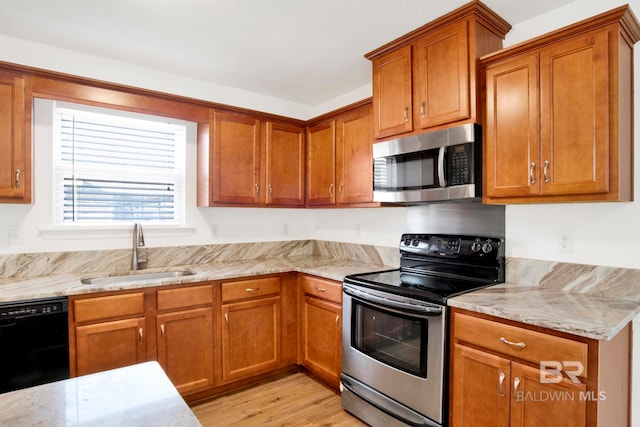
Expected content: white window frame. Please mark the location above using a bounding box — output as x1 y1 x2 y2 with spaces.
51 101 187 227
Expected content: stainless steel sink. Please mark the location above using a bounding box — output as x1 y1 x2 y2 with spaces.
81 270 195 285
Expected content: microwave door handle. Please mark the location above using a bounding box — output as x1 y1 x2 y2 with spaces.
438 146 446 187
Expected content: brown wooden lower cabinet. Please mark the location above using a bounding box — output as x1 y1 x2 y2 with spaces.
68 274 327 401
221 296 281 383
156 284 214 395
300 275 342 389
450 308 630 427
75 317 147 376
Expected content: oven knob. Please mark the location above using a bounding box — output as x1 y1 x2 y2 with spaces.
471 240 482 253
482 241 494 254
411 239 420 247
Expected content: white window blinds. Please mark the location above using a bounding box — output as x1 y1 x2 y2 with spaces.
53 104 186 225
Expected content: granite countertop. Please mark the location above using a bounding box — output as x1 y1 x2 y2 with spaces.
0 361 201 427
448 282 640 341
0 255 391 303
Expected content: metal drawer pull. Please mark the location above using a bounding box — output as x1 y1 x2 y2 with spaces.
420 101 426 119
224 313 229 328
315 287 326 293
530 162 536 184
500 336 526 349
160 324 165 340
335 315 340 329
513 377 521 401
15 169 21 189
403 107 409 123
499 372 506 397
245 287 260 293
138 328 144 345
543 160 550 183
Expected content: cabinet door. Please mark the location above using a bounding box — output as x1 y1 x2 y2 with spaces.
306 121 335 206
0 71 30 202
265 122 305 206
336 104 374 205
221 296 281 383
301 296 341 389
510 362 586 427
539 30 609 196
75 317 146 376
451 343 510 427
157 308 214 395
212 111 262 205
414 20 470 129
372 45 413 139
484 53 540 198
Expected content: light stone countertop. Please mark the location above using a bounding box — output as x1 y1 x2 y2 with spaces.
0 361 201 427
1 252 638 342
0 255 392 303
447 282 640 341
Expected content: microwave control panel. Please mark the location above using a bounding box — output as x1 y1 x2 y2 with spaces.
447 143 473 186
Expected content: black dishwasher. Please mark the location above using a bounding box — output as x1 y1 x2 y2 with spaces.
0 297 70 393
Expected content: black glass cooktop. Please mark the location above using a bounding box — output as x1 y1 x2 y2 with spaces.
344 269 497 305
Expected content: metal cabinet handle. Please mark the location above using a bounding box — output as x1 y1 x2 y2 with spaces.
138 328 144 345
329 184 334 196
268 184 273 197
315 287 326 293
530 162 536 184
543 160 550 183
338 184 343 195
420 101 426 119
160 324 165 340
245 287 260 293
499 372 506 397
255 184 259 196
224 313 229 328
513 377 521 401
500 336 527 349
403 107 409 123
14 169 21 189
335 315 340 329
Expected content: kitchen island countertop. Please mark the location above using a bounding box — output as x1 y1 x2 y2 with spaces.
0 361 201 427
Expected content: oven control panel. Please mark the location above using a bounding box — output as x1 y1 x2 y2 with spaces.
400 233 503 258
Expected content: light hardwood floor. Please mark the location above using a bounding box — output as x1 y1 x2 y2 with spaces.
190 373 368 426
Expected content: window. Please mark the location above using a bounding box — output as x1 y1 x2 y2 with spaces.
53 102 186 225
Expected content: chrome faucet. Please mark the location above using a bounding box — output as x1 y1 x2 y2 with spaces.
132 222 147 271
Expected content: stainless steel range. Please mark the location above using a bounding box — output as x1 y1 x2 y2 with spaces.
341 233 505 427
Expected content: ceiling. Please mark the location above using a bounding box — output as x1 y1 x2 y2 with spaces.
0 0 575 107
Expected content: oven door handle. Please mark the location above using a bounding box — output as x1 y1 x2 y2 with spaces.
343 285 443 316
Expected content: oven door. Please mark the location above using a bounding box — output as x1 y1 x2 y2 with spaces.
342 282 445 426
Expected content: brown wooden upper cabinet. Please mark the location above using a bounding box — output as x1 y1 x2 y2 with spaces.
482 6 640 204
0 71 32 203
198 109 305 207
306 102 376 207
367 1 511 140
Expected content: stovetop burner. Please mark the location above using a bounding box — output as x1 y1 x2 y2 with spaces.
344 233 505 305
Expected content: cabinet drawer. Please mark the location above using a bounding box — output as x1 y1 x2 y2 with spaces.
221 277 281 302
157 284 213 311
301 276 342 304
454 312 589 377
74 292 145 323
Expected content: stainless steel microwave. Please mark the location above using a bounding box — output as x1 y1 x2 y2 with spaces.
373 123 481 204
